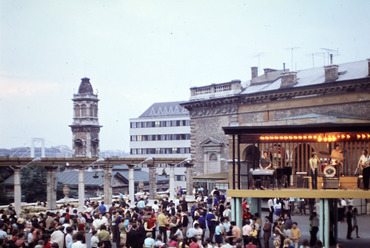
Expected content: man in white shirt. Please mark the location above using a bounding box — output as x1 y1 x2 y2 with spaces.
152 201 159 214
51 226 65 248
242 219 252 246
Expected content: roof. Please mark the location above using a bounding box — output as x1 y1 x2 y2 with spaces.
277 112 370 121
241 60 369 95
78 77 94 94
223 123 370 135
139 101 189 118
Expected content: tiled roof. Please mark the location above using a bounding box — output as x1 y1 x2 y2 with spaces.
139 101 189 118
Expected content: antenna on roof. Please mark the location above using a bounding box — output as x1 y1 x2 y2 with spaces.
306 53 315 68
321 48 339 65
285 47 300 71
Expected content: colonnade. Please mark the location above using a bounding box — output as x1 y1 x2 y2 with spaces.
12 162 194 214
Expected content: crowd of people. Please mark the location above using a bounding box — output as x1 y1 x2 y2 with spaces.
0 189 359 248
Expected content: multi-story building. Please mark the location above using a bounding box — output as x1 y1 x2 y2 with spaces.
130 101 191 189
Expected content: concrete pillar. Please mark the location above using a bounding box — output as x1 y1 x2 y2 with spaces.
185 163 194 197
46 166 58 211
169 164 175 200
78 166 85 212
324 199 330 248
319 199 324 242
14 167 22 215
250 198 261 217
235 198 243 229
103 164 113 206
231 197 236 221
128 164 135 203
148 164 157 200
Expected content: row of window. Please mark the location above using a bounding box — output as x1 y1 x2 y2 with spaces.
130 134 190 141
74 104 98 118
130 120 190 128
130 147 191 155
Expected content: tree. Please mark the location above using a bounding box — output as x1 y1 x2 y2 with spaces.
0 166 13 204
21 166 47 202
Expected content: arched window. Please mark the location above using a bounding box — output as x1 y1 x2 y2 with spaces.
89 105 94 117
81 104 87 117
208 153 220 174
74 105 80 117
94 105 98 117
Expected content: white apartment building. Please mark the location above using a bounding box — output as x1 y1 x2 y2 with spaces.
129 101 191 189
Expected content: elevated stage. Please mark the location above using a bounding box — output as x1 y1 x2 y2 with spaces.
227 188 370 199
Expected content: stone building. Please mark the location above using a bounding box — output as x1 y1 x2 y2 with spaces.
181 60 370 188
70 78 102 158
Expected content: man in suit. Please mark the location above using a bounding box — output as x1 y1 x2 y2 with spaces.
263 216 271 248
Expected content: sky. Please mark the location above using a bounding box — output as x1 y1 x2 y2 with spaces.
1 0 370 153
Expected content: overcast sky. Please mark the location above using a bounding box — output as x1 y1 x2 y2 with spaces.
1 0 369 153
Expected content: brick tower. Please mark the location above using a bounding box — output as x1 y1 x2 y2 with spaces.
70 78 102 158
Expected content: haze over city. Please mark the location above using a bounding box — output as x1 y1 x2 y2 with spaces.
1 0 370 152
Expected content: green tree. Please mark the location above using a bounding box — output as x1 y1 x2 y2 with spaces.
21 166 47 202
0 166 13 204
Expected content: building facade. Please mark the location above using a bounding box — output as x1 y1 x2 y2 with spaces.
181 60 370 187
130 101 191 189
70 78 102 158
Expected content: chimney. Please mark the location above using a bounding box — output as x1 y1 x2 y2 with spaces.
251 67 258 79
324 65 339 82
264 68 277 75
280 71 297 89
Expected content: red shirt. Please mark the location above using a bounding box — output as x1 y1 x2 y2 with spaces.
147 218 156 229
189 242 200 248
242 211 251 219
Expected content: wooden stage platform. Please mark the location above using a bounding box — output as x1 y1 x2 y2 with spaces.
227 188 370 199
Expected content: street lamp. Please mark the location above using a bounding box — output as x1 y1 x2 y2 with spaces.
138 157 153 165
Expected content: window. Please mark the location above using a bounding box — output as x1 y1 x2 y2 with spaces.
175 175 186 181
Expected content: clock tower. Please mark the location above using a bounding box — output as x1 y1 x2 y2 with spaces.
70 78 102 158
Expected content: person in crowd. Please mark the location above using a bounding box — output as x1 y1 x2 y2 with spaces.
290 222 301 248
309 212 319 246
263 216 272 248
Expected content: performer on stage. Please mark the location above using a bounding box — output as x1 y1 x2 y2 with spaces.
259 151 272 189
358 150 369 190
330 144 344 177
309 152 320 189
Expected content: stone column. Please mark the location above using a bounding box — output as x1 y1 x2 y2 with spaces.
78 166 85 212
148 164 157 200
169 163 175 200
14 166 22 215
46 165 58 211
103 164 113 206
128 164 135 203
185 163 194 197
